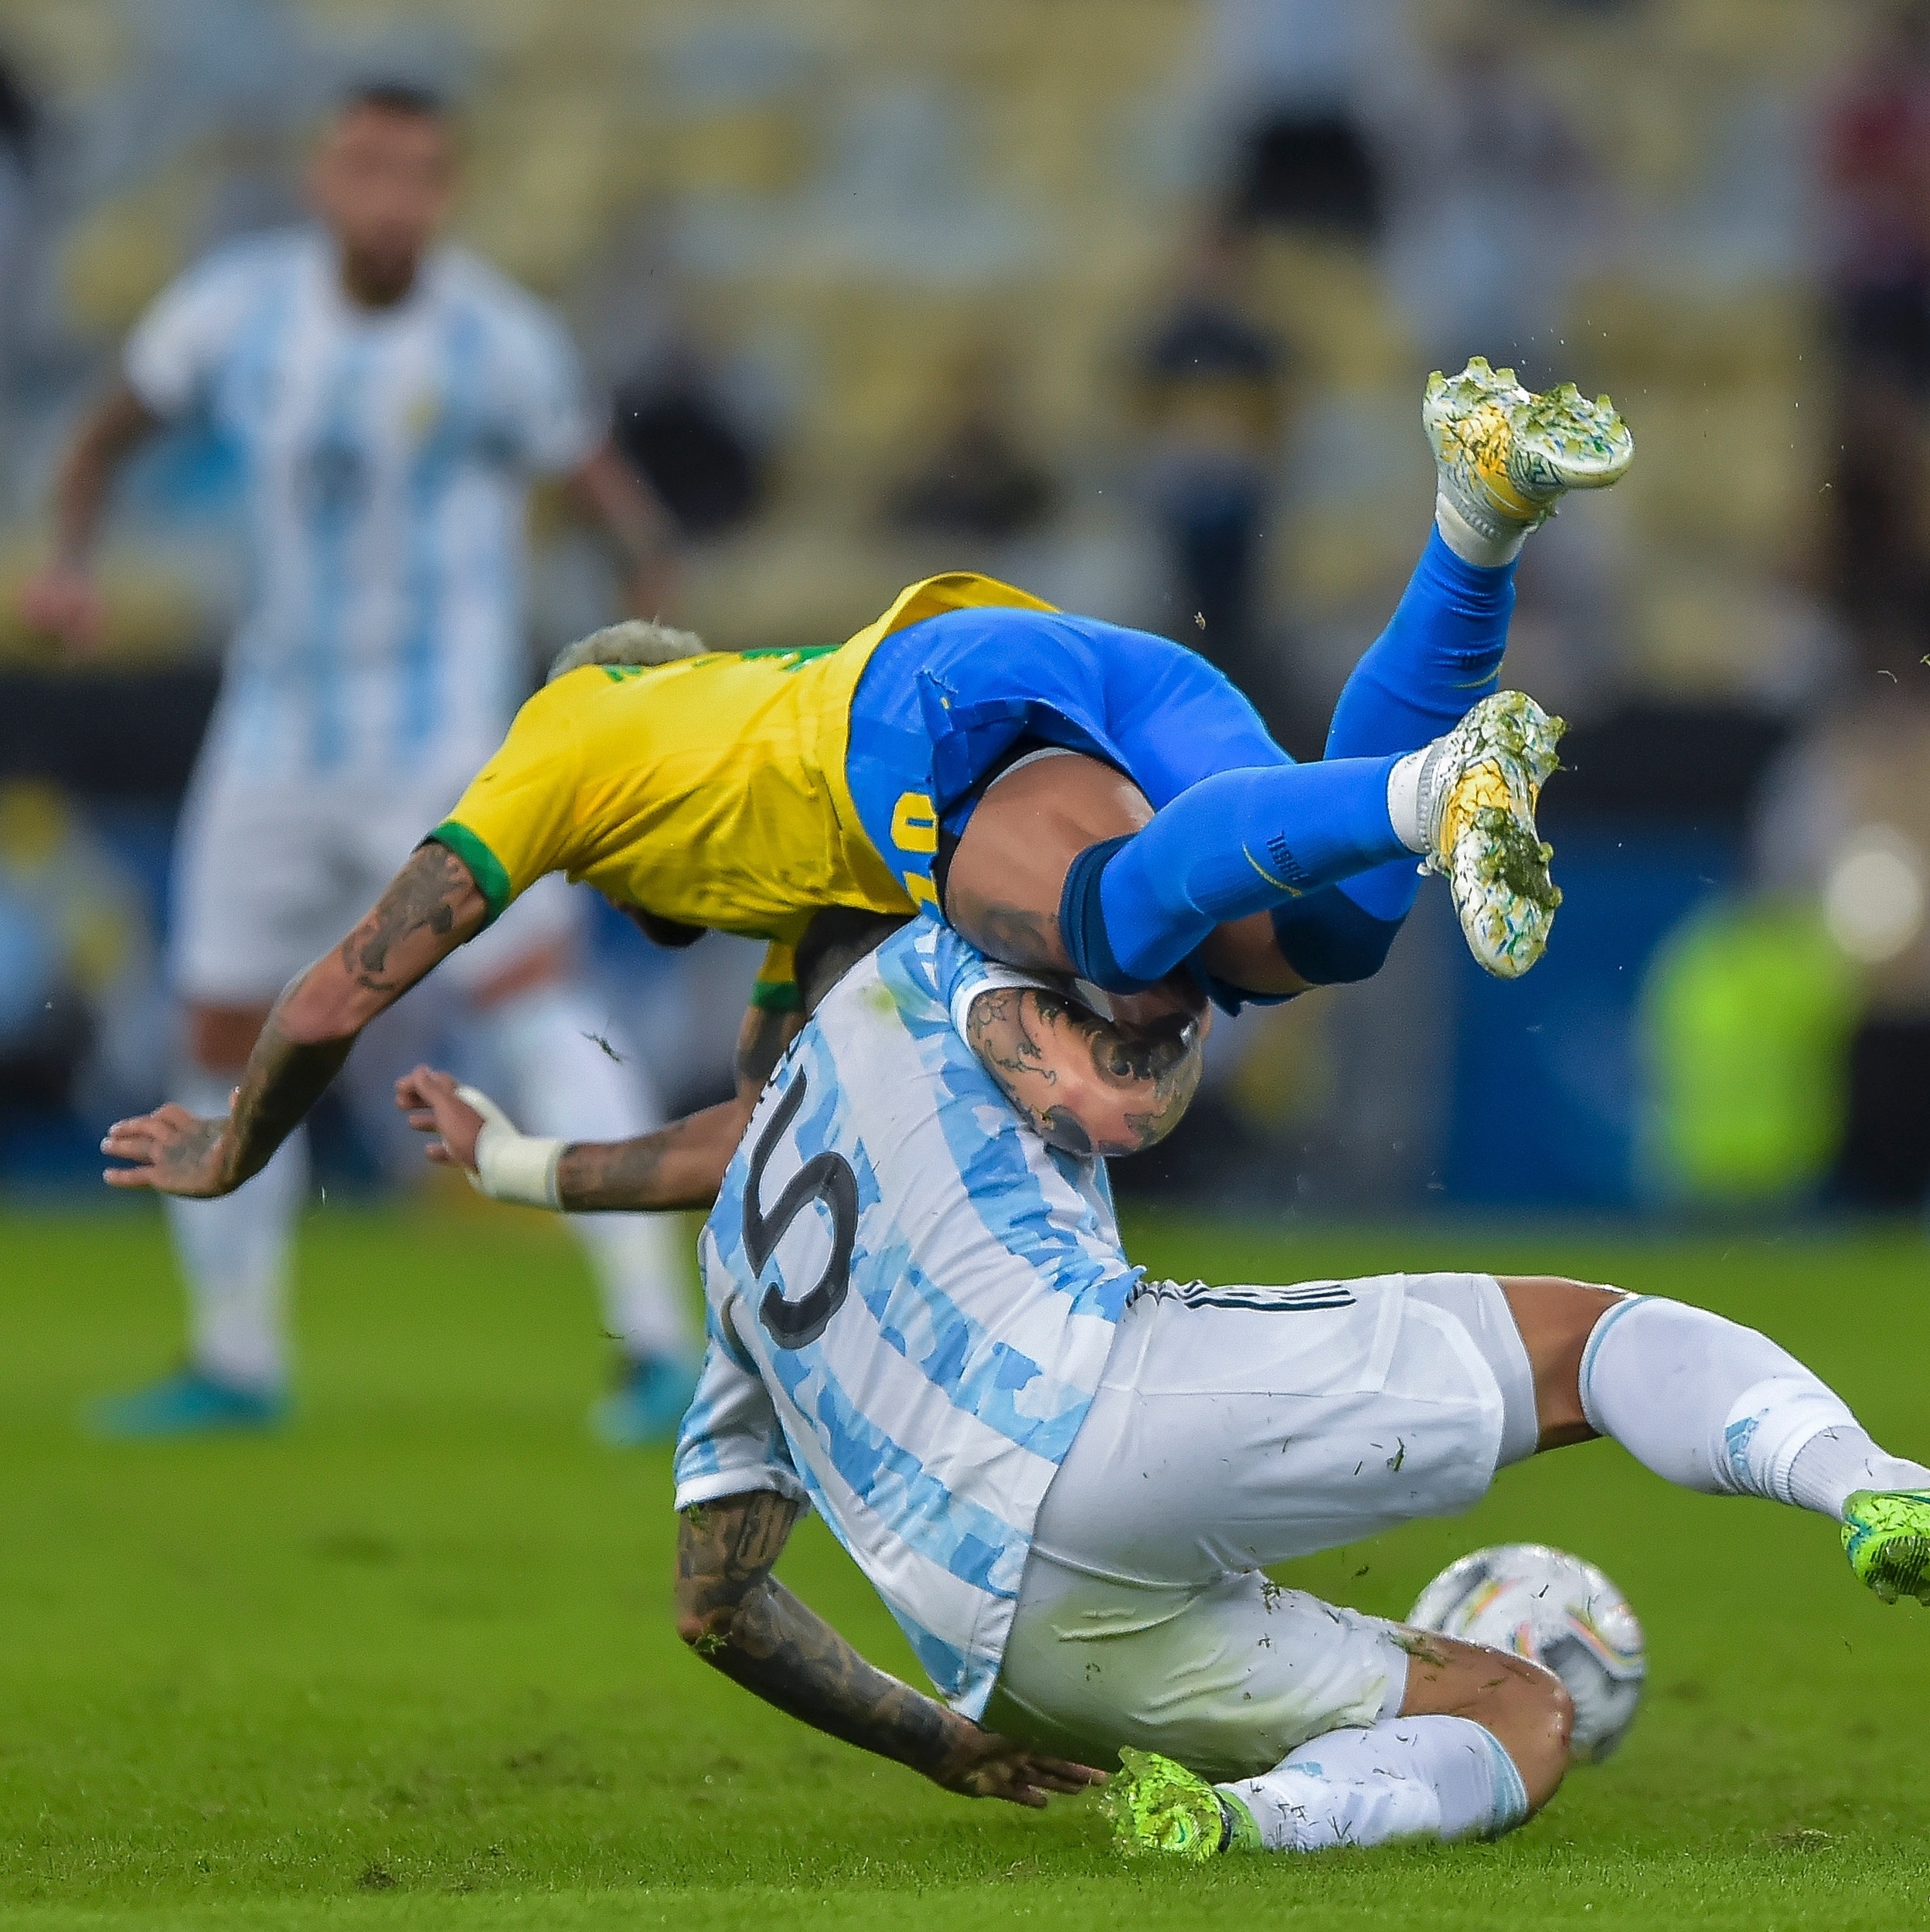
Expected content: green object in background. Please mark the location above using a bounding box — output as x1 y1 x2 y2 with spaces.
1640 897 1862 1205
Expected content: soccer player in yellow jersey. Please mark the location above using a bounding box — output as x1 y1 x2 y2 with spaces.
103 359 1633 1206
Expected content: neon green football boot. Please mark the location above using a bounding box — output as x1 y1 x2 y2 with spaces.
1102 1747 1263 1861
1843 1489 1930 1604
1424 355 1635 549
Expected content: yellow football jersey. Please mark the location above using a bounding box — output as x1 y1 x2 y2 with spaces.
433 573 1047 1009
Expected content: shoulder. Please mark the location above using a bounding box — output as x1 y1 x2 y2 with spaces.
432 247 577 357
174 226 317 304
138 230 311 340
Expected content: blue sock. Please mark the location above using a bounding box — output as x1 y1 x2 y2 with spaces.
1064 756 1407 990
1063 531 1521 996
1321 528 1516 926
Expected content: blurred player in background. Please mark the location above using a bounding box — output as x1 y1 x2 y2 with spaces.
21 83 701 1441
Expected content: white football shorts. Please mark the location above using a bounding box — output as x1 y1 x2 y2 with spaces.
169 753 580 1007
983 1271 1539 1783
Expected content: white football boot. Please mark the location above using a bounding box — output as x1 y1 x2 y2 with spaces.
1404 359 1633 976
1424 355 1635 549
1408 690 1567 980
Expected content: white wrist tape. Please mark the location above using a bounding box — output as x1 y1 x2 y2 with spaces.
457 1083 564 1211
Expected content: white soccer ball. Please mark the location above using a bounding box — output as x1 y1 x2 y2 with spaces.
1408 1543 1646 1764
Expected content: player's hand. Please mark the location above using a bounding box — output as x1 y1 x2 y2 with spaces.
19 564 107 655
397 1064 485 1171
928 1719 1107 1808
100 1104 236 1196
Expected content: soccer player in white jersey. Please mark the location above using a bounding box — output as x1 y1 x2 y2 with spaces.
404 920 1930 1854
20 83 699 1440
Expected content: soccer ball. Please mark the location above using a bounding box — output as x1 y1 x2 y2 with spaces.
1408 1543 1646 1764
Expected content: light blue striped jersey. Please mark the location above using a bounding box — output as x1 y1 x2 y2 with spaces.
674 923 1141 1718
124 227 594 785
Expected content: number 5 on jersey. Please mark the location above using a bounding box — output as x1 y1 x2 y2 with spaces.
743 1072 858 1349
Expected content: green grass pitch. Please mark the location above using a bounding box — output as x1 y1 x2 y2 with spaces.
0 1202 1925 1930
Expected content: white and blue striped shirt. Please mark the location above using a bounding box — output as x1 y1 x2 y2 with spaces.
124 228 595 784
674 923 1141 1719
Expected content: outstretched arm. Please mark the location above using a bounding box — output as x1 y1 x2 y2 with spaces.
397 998 802 1213
565 441 680 618
103 842 487 1197
676 1491 1104 1807
400 981 1204 1213
19 381 162 652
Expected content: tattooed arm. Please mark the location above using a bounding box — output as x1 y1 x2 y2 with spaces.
554 1000 798 1209
102 842 487 1198
676 1490 1104 1806
965 985 1207 1158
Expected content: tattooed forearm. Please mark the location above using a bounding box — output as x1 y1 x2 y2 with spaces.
211 844 489 1189
220 1018 356 1188
341 842 488 995
676 1493 962 1775
555 1099 748 1212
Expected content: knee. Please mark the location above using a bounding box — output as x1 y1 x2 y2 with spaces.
1498 1276 1628 1451
1482 1652 1574 1814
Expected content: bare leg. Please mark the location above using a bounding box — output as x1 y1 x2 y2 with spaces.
1394 1626 1574 1812
1496 1275 1623 1450
943 752 1147 973
942 754 1209 1024
168 999 302 1398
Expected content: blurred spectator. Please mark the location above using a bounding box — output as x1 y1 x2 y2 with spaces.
1822 2 1930 387
884 344 1058 547
0 51 38 418
1380 26 1602 376
1820 5 1930 648
1639 897 1860 1211
1751 674 1930 1209
1133 223 1288 694
0 780 162 1122
1231 113 1382 241
1201 0 1405 242
612 341 768 543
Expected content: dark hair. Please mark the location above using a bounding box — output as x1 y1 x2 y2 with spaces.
341 80 448 122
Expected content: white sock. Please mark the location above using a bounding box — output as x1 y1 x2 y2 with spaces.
166 1068 305 1394
1387 746 1433 855
1579 1297 1930 1516
1787 1427 1930 1518
1222 1714 1528 1852
488 981 697 1361
1435 492 1530 569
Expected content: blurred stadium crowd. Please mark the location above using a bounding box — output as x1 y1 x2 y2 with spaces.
0 0 1925 1220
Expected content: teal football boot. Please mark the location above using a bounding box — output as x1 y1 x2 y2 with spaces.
87 1368 288 1438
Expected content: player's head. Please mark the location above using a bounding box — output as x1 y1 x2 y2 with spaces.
1045 995 1207 1158
308 82 455 294
968 981 1209 1159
